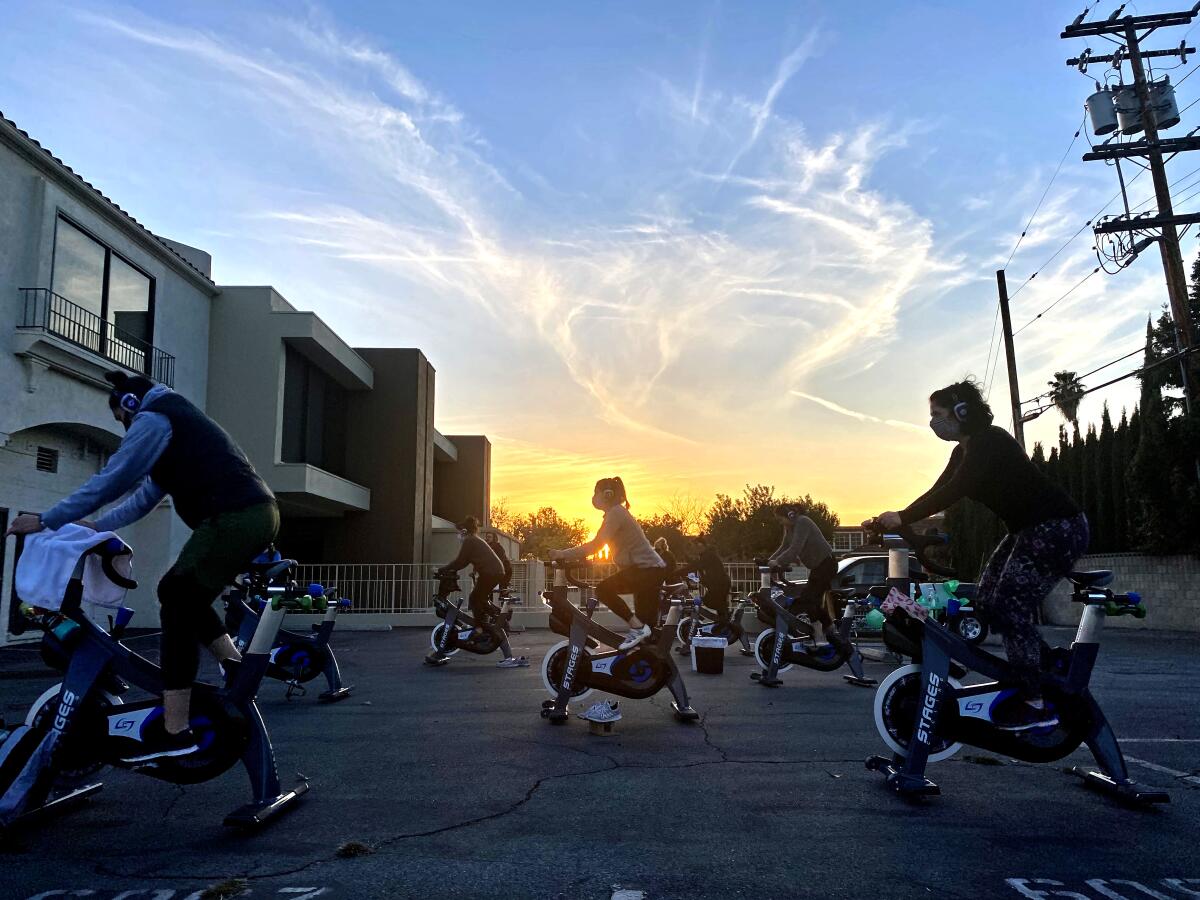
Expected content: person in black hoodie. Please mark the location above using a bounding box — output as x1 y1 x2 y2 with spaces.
484 531 514 592
869 379 1086 733
686 533 732 626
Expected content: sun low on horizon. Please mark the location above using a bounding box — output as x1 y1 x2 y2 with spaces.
3 0 1185 529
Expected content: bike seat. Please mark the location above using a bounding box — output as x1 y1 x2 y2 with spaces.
1069 570 1113 589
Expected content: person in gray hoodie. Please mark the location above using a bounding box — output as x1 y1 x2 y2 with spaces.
767 504 837 644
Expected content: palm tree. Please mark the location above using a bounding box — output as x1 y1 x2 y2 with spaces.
1047 371 1085 424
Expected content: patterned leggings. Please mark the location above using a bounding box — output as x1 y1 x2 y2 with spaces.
977 513 1089 693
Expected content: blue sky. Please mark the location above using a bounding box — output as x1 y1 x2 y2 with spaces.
3 1 1193 522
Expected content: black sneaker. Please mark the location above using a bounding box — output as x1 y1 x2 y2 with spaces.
120 720 199 763
995 701 1059 732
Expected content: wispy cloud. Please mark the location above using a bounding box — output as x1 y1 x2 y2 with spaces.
791 391 927 434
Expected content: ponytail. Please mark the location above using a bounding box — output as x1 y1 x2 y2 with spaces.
594 476 630 509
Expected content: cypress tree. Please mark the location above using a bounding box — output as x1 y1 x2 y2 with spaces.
1097 405 1117 551
1129 327 1178 551
1114 409 1131 550
1083 423 1102 549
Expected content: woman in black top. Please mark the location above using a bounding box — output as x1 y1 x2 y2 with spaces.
869 380 1088 732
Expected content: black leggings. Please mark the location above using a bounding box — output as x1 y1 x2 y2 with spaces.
469 574 504 625
160 576 229 690
597 566 666 626
786 557 836 628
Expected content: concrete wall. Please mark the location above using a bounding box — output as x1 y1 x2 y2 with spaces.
433 434 491 526
324 348 437 563
0 125 217 638
1045 553 1200 632
206 286 288 481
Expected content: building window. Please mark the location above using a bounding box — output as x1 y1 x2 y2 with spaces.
281 345 347 474
50 215 155 364
35 447 59 473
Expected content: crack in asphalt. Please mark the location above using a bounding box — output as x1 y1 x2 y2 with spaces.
161 785 187 821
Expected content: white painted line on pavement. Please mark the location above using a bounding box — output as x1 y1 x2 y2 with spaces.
1126 756 1200 786
611 890 646 900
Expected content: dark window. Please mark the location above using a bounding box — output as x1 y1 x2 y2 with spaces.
35 447 59 473
281 345 347 474
843 558 888 586
50 216 156 365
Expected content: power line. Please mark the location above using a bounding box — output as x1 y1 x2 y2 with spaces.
1002 113 1087 270
1013 267 1102 336
980 301 1002 398
1022 344 1145 404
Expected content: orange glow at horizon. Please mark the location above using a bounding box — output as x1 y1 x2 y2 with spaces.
488 431 951 535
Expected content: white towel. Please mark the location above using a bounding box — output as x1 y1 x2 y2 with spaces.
15 524 135 611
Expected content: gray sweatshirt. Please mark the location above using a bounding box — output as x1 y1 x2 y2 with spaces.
768 516 833 570
563 504 665 569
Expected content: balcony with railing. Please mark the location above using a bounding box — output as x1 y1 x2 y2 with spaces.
16 288 175 387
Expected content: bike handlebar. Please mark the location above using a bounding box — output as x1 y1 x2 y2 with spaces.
545 558 594 590
863 521 958 578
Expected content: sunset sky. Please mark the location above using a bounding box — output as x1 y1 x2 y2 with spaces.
3 1 1194 527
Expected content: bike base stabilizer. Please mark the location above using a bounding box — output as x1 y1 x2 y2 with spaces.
223 778 309 829
1071 767 1170 806
866 755 940 797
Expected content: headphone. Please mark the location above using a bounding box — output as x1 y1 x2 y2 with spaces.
117 392 141 414
952 397 970 422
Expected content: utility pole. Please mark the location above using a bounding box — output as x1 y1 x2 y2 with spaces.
1063 8 1199 409
996 269 1025 451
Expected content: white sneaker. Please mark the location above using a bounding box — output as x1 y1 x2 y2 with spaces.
618 625 651 650
579 700 622 723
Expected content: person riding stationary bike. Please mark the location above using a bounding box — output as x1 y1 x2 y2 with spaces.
684 533 733 626
766 504 840 646
549 477 666 650
432 516 526 667
5 370 278 761
867 379 1087 732
484 531 514 594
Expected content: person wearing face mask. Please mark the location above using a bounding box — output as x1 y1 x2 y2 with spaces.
5 370 277 762
867 379 1086 733
549 476 666 650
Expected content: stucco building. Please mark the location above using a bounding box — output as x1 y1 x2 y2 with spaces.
0 112 502 644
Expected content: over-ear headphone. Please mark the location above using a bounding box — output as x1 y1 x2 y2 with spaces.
118 392 141 414
952 398 970 422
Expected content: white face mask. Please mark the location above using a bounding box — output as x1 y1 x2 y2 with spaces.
930 416 961 442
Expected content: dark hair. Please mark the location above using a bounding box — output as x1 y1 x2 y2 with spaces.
457 515 479 534
775 503 804 520
484 531 498 541
929 379 994 435
594 476 630 509
104 370 156 411
653 536 669 552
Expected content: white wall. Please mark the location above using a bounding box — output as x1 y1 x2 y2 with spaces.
0 131 217 641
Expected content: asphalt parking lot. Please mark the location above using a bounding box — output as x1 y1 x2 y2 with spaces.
1 625 1198 900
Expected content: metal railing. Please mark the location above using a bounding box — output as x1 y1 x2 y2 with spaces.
289 559 808 615
18 288 175 386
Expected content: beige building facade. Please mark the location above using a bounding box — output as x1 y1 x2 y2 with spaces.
0 112 501 644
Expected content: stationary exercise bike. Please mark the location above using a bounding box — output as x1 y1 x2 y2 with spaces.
865 523 1169 806
539 560 700 724
224 553 353 701
0 539 309 830
749 561 877 688
424 568 521 665
674 577 753 657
